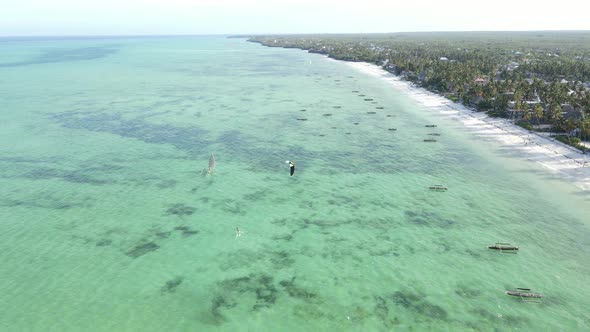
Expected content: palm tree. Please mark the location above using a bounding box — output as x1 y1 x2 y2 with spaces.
549 102 563 130
523 106 532 123
579 112 590 142
533 103 544 127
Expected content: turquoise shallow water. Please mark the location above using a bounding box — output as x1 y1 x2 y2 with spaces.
0 36 589 331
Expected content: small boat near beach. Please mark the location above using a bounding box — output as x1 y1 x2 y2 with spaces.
425 124 437 127
429 184 447 191
424 138 437 142
488 243 518 251
505 288 543 302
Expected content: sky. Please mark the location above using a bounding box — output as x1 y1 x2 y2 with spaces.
1 0 589 36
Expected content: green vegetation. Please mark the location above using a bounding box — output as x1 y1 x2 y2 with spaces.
245 32 590 146
553 135 588 152
515 120 534 131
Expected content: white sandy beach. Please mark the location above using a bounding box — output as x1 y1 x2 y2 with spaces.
344 61 590 191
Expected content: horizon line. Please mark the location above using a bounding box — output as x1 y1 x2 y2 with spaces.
2 29 590 38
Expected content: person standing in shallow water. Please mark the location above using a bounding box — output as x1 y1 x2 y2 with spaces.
289 161 295 176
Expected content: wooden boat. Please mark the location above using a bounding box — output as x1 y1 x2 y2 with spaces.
429 185 447 191
488 243 518 251
424 139 437 142
505 288 543 302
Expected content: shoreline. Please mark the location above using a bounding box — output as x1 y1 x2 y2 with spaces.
342 60 590 191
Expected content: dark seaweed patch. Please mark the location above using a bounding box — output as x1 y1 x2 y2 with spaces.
333 106 341 109
279 277 317 301
323 113 333 116
173 226 199 237
243 190 268 201
215 199 246 215
271 218 288 226
392 291 423 308
296 118 308 121
353 122 359 125
272 233 293 241
24 167 114 185
270 250 295 269
1 192 92 210
375 296 389 320
0 46 118 68
374 296 401 327
182 230 199 237
367 111 377 114
364 98 374 101
210 295 237 322
52 112 209 155
96 239 112 247
299 109 307 112
52 112 210 156
404 210 455 227
376 106 385 109
166 203 196 216
391 291 448 320
126 242 159 258
215 274 278 313
465 249 481 258
155 231 171 239
161 276 184 293
388 128 397 131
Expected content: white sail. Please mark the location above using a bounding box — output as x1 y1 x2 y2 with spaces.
207 153 215 175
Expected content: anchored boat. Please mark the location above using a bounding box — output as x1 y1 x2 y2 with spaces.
488 243 518 251
429 184 448 191
505 288 543 302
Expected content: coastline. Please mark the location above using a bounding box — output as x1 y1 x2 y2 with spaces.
342 60 590 191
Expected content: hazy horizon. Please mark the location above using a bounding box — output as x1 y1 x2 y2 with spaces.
2 0 589 36
2 30 590 39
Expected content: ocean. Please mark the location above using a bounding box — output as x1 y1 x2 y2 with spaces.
0 35 588 331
